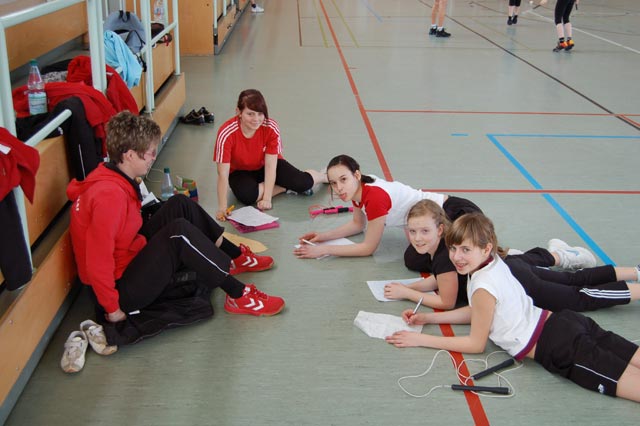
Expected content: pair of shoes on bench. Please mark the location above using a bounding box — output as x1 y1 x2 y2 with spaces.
60 320 118 373
180 107 215 125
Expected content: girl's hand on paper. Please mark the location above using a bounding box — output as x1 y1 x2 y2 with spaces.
293 242 326 259
385 331 425 348
384 282 411 300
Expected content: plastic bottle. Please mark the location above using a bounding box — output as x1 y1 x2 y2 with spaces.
161 167 174 200
27 59 48 115
153 0 166 24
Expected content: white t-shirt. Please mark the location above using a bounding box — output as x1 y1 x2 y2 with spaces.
354 176 445 227
467 257 545 357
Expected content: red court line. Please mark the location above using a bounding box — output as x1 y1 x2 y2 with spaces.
422 272 490 426
438 324 490 426
318 2 489 422
366 109 640 117
317 0 392 181
425 189 640 195
620 115 640 128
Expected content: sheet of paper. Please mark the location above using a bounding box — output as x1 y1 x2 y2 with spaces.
318 237 354 246
353 311 423 340
366 278 431 302
228 206 278 227
0 143 11 154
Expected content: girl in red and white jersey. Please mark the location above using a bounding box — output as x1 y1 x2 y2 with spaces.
294 154 466 259
213 89 326 220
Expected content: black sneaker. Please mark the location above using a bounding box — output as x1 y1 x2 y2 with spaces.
507 16 513 25
198 107 215 123
512 15 518 24
435 28 451 38
429 27 437 35
565 39 574 51
553 40 567 52
181 109 205 125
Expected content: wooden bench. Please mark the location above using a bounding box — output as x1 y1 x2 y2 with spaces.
0 135 77 416
0 2 184 419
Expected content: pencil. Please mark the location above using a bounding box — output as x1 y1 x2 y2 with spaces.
301 239 317 246
412 297 424 315
226 205 235 215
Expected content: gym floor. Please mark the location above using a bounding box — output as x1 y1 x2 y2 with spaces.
6 1 640 424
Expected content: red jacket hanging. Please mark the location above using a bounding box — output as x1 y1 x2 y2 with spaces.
0 127 40 202
13 81 116 152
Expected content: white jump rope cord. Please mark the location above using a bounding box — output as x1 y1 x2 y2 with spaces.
397 350 523 399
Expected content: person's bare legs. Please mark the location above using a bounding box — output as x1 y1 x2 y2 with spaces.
306 169 328 184
438 0 448 27
257 183 286 202
616 349 640 402
431 0 439 26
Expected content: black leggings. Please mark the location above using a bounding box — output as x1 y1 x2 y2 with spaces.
555 0 575 25
116 195 245 312
505 252 630 312
229 158 314 205
509 0 521 7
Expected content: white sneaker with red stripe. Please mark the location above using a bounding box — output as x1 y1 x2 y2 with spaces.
229 244 274 275
224 284 285 316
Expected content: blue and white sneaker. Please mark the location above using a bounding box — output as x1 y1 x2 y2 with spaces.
548 238 596 270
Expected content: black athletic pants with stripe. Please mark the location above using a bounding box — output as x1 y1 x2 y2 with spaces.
506 250 630 312
116 195 245 313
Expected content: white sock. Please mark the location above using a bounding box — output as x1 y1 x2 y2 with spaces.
635 265 640 282
437 27 443 31
431 24 437 29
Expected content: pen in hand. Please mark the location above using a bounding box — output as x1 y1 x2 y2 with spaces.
412 297 424 315
301 239 317 246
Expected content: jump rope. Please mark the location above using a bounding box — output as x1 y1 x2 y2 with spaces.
397 350 522 398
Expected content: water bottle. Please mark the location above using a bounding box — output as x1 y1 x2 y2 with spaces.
161 167 174 200
153 0 166 24
27 59 47 115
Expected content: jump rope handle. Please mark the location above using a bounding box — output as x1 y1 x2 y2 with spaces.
471 358 515 380
451 385 510 395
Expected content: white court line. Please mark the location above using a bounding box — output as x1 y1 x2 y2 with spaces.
527 10 640 55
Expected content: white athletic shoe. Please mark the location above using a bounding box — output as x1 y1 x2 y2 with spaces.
80 320 118 355
251 4 264 13
548 238 596 270
60 330 89 373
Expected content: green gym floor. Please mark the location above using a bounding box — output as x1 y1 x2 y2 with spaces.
5 1 640 424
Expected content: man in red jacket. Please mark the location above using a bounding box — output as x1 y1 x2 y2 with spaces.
67 112 284 324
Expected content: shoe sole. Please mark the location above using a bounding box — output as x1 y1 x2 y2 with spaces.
224 303 285 316
87 341 118 356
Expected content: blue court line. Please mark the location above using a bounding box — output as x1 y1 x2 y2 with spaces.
489 133 640 140
360 0 383 22
487 133 615 266
451 133 469 137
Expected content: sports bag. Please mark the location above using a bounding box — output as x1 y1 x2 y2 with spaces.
104 10 146 53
